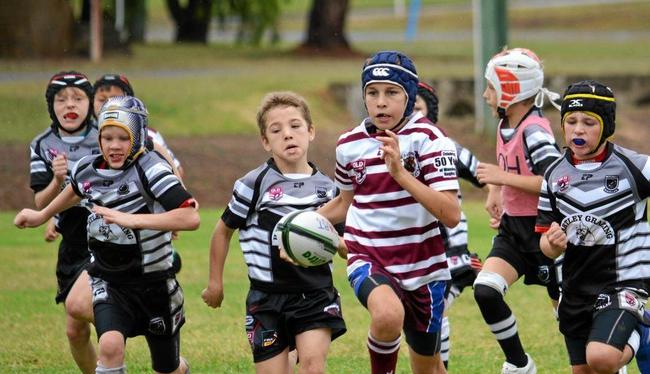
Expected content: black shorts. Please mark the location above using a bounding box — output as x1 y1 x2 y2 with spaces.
562 305 638 365
91 277 185 372
245 287 346 363
489 214 560 299
55 240 91 304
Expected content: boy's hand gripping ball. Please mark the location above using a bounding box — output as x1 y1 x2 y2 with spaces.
275 211 339 267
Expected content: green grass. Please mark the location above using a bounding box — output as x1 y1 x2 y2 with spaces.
0 203 643 372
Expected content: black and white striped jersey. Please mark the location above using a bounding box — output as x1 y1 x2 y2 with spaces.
70 151 192 284
536 143 650 296
442 140 483 251
29 125 100 244
222 158 338 293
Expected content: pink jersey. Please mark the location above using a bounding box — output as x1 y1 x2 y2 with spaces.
335 113 458 290
496 112 554 216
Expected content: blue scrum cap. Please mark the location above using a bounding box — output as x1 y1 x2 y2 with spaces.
361 51 419 117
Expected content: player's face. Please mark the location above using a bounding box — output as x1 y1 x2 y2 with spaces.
94 85 125 114
365 83 408 130
414 95 428 118
261 105 315 173
563 111 605 159
100 125 132 169
53 87 89 135
483 81 498 117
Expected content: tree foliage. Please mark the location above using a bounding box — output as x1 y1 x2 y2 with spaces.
216 0 283 45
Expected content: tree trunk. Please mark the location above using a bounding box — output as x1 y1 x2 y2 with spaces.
0 0 75 58
166 0 213 43
300 0 351 53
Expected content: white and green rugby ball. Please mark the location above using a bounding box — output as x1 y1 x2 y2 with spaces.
276 210 339 267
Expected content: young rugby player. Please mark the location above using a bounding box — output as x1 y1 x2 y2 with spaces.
473 47 562 373
28 71 98 373
16 96 197 374
93 74 184 178
318 50 460 374
537 80 650 374
201 91 346 373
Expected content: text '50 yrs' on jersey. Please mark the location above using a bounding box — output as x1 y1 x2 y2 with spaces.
70 151 192 284
29 125 101 244
497 107 561 216
221 159 339 293
442 140 483 251
335 112 458 291
536 143 650 296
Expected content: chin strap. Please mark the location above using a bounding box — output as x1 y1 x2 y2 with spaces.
389 116 408 132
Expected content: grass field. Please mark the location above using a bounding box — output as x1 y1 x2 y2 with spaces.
1 1 649 372
0 202 643 373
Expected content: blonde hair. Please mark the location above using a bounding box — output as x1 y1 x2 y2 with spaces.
256 91 313 136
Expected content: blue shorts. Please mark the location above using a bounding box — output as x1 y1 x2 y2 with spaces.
348 262 445 334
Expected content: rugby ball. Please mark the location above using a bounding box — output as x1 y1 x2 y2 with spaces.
275 210 339 267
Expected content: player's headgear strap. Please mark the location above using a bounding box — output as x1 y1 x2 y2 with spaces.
362 51 419 119
417 82 439 124
484 48 560 116
45 71 94 133
97 96 148 169
561 80 616 150
94 74 134 96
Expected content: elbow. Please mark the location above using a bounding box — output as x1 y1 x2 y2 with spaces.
442 208 461 228
183 211 201 230
189 213 201 230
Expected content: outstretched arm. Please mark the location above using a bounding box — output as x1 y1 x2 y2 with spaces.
92 202 199 231
202 219 235 309
16 184 81 228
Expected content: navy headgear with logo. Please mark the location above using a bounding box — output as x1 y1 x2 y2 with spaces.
361 51 419 117
561 80 616 149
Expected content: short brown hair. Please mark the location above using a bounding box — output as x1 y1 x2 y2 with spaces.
256 91 313 136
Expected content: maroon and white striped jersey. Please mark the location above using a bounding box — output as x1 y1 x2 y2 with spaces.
336 113 459 290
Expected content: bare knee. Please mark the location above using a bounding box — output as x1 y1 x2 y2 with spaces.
297 357 325 374
98 332 125 366
586 345 623 374
66 298 92 322
370 305 404 337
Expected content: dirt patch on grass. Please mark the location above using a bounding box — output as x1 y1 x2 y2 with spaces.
3 108 649 211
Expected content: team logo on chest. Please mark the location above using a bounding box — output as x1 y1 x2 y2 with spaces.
351 160 367 184
82 181 92 194
560 213 615 246
604 175 619 193
46 148 60 161
556 175 570 192
98 224 115 240
316 186 328 199
401 151 421 177
117 183 130 195
268 186 283 201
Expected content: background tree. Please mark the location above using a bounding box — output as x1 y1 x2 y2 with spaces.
0 0 75 58
166 0 214 43
299 0 352 54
